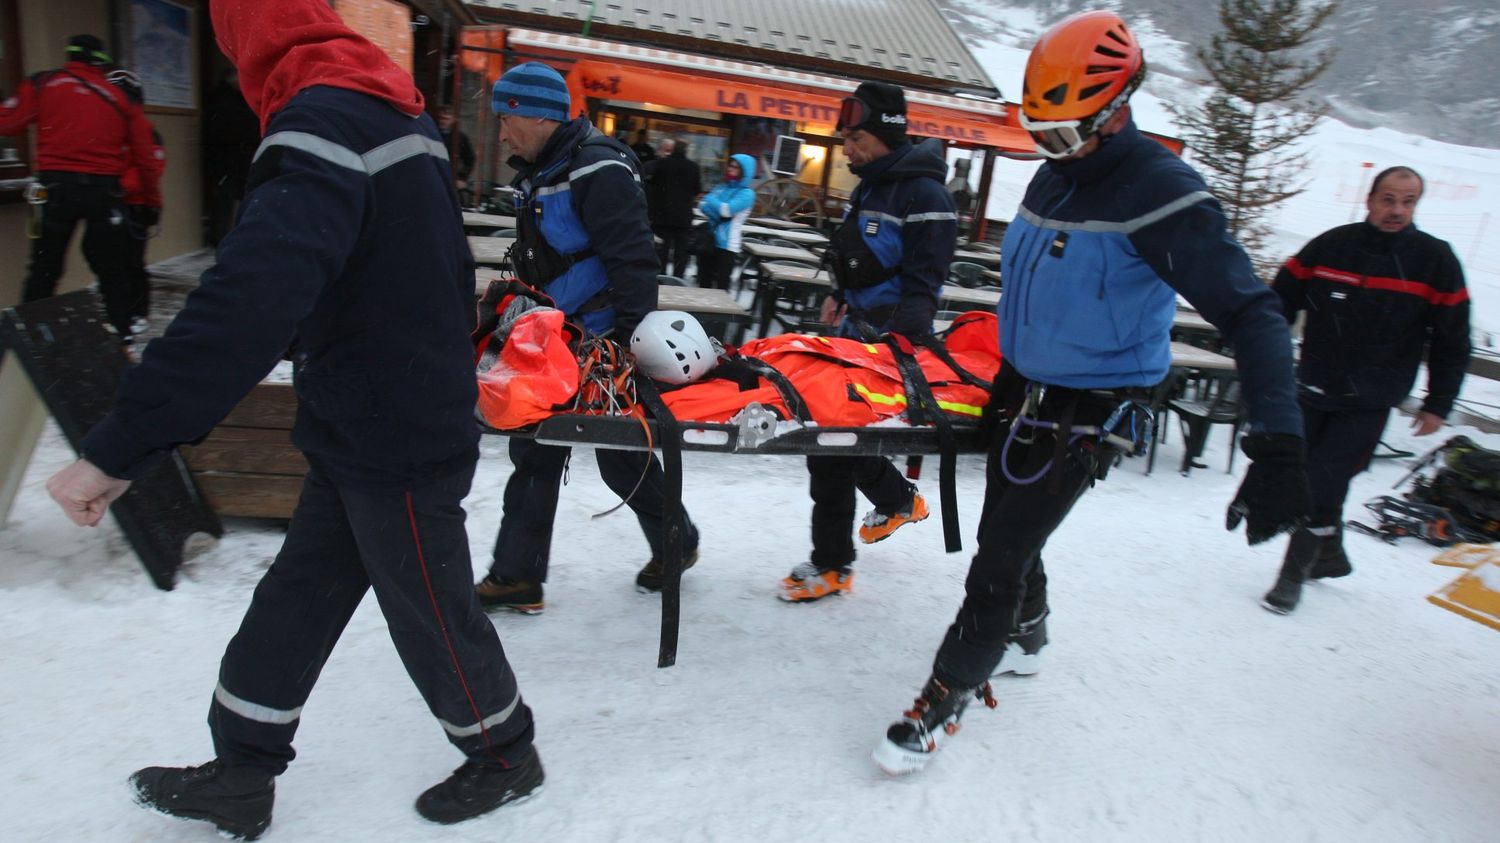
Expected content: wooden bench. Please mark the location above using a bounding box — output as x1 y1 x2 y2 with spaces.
181 382 305 519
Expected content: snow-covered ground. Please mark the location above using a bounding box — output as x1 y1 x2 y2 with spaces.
2 413 1497 842
4 24 1500 843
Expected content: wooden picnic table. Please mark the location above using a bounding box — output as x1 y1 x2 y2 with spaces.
658 285 753 342
953 249 1001 269
462 211 517 234
742 241 821 264
1169 341 1235 371
468 236 514 267
748 216 817 231
1172 309 1217 336
939 285 1000 308
740 225 828 247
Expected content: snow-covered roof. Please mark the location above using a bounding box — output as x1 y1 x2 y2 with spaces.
464 0 1000 96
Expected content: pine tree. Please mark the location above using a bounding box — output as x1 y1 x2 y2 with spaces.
1169 0 1339 276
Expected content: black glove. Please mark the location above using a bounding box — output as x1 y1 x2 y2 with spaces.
1225 432 1311 545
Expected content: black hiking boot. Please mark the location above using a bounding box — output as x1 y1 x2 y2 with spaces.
416 745 545 824
635 548 701 592
1262 528 1322 614
1308 526 1352 579
130 760 275 840
871 676 997 776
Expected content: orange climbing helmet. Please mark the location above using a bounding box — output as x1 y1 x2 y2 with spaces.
1020 11 1146 158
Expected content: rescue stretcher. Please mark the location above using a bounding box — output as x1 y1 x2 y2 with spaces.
475 313 1003 667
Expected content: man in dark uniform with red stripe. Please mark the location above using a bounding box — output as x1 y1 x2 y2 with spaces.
0 35 159 342
1263 165 1472 613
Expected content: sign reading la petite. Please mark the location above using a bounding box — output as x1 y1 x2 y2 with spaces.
568 60 1015 148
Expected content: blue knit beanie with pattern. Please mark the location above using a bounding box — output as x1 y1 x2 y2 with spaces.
491 62 571 122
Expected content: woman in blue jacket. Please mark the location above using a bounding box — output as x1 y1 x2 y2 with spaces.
696 153 756 289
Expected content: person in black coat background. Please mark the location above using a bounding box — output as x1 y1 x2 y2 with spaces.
1261 165 1471 614
645 137 701 278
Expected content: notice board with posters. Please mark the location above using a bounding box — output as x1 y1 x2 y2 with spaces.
128 0 197 112
332 0 413 73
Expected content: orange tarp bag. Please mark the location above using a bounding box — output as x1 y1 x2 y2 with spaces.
476 309 580 429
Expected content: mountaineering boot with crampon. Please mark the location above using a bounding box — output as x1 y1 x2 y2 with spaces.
416 745 545 824
476 575 544 614
872 676 997 776
635 548 701 593
130 760 275 840
993 608 1048 677
1262 527 1323 614
779 562 854 602
858 492 930 544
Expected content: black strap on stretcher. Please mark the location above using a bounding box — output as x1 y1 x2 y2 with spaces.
885 334 962 553
632 375 688 668
738 357 814 423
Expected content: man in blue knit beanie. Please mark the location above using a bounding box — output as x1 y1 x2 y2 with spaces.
475 61 705 612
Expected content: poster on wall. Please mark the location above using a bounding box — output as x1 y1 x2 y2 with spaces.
129 0 195 111
331 0 413 73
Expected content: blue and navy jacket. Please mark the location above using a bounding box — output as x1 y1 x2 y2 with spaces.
1273 221 1470 417
82 86 480 485
834 138 957 337
509 117 658 337
698 153 757 252
999 119 1302 436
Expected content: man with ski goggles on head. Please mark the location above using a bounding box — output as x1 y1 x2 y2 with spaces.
779 80 957 604
873 10 1311 776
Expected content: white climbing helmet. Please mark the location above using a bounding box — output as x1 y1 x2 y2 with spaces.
630 310 719 384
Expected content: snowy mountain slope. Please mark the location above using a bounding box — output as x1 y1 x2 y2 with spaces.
938 0 1500 149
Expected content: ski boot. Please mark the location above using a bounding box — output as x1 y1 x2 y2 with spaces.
779 562 854 602
417 745 545 824
873 675 997 775
858 492 930 544
130 760 275 840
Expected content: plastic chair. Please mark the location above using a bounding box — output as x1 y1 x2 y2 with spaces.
949 261 989 288
657 274 687 287
1165 374 1244 475
489 229 517 239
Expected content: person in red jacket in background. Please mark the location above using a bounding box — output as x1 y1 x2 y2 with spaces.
0 34 160 342
108 68 165 343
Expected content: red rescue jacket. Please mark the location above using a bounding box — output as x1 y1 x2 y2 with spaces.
0 61 158 187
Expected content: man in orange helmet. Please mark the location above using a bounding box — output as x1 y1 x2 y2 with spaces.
873 10 1310 775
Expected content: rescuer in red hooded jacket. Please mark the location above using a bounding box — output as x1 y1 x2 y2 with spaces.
0 34 160 342
44 2 541 837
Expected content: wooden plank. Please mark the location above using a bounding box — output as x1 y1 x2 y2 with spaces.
0 292 223 589
0 350 49 524
182 427 308 475
220 382 299 429
193 472 304 520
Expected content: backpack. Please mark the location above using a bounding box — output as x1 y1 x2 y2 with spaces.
1351 436 1500 545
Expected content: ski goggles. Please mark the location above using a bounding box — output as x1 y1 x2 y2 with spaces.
1018 112 1096 159
836 97 866 133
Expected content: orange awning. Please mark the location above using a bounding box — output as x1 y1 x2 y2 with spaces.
566 59 1032 152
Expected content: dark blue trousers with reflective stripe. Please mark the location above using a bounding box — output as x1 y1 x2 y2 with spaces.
210 460 533 773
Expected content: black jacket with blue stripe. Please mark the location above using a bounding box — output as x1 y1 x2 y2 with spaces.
82 86 480 486
999 119 1302 437
835 138 958 337
508 117 658 338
